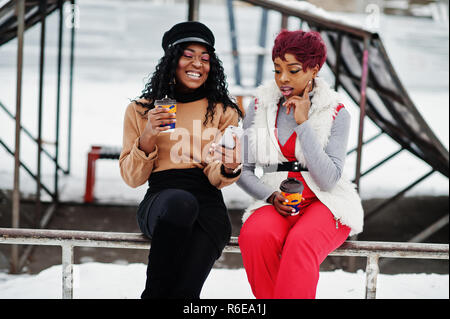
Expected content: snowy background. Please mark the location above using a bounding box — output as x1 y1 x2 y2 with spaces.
0 0 448 207
0 0 448 299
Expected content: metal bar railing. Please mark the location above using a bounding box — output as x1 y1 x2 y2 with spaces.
0 139 55 199
11 0 25 274
0 101 69 175
0 227 448 299
364 169 436 222
240 0 378 39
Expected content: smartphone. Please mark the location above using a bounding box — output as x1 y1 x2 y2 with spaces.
218 125 244 149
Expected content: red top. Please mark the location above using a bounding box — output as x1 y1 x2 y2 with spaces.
275 102 345 207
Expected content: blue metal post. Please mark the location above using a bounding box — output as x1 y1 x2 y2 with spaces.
226 0 241 86
67 0 76 175
255 8 268 86
55 0 64 202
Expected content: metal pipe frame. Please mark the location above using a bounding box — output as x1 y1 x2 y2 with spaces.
321 31 445 180
358 148 404 179
364 169 436 222
409 214 449 244
379 214 449 268
187 0 199 21
3 0 74 273
0 228 447 299
255 8 268 86
36 0 47 227
0 139 55 198
0 0 60 46
280 13 288 29
347 131 383 155
339 67 405 105
0 102 68 174
374 37 449 168
240 0 377 40
331 35 446 168
67 0 76 175
354 37 371 192
334 32 343 91
226 0 241 86
54 0 64 202
11 0 25 274
16 202 57 271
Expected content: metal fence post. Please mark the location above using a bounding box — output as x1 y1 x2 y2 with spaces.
11 0 25 275
365 254 380 299
255 8 268 86
354 36 370 192
54 0 64 202
188 0 200 21
67 0 77 175
226 0 241 86
62 244 74 299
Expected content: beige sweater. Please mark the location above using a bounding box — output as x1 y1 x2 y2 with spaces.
119 98 241 189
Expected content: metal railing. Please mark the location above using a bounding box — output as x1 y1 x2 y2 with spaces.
1 0 76 272
0 227 448 299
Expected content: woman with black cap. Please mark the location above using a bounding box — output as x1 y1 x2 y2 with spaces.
119 21 243 298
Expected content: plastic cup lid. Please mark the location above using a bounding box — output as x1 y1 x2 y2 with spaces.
155 96 177 105
280 177 304 193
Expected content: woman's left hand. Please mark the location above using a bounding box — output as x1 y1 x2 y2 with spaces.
283 80 313 125
210 134 242 174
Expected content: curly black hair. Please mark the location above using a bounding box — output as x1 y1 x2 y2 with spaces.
135 42 243 125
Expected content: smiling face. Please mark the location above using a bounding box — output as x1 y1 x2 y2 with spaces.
273 53 318 99
175 43 211 93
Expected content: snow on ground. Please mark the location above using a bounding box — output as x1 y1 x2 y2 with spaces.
0 0 448 300
0 0 447 208
0 262 448 299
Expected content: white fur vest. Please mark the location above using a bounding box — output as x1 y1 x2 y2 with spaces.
243 77 364 236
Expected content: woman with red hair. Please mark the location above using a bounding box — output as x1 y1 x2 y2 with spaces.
236 30 364 299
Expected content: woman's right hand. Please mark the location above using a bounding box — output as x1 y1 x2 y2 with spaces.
139 107 176 154
268 191 297 217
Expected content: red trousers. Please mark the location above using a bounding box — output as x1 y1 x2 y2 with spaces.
238 201 350 299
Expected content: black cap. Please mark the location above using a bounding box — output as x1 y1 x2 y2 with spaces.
162 21 215 52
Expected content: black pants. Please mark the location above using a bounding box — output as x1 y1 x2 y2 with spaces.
137 188 223 299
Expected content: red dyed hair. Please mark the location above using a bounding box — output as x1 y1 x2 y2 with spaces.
272 29 327 71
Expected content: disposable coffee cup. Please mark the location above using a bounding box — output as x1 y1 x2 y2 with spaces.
155 97 176 132
280 177 304 215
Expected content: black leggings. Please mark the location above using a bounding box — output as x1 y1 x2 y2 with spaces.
137 188 220 299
